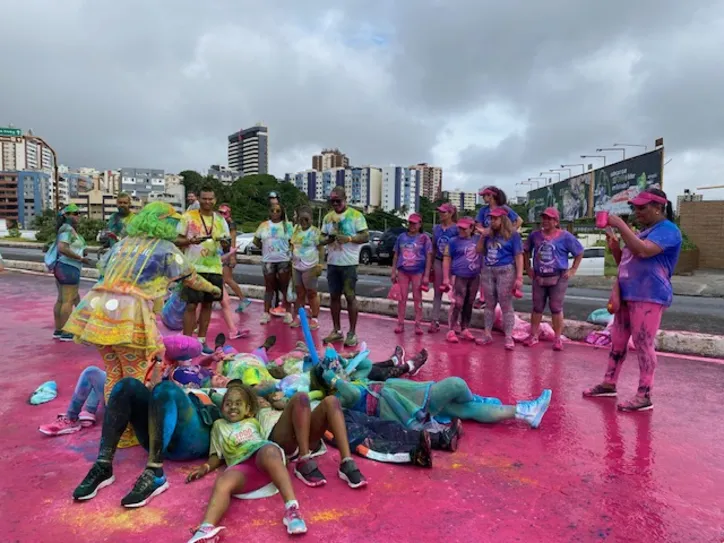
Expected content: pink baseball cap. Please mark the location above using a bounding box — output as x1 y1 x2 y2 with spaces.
457 216 475 228
489 207 508 217
541 207 560 221
437 203 456 213
408 213 422 224
629 191 667 206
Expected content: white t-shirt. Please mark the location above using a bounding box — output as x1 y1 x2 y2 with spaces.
254 221 293 263
321 207 369 267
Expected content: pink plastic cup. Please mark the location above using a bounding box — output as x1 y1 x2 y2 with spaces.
595 211 609 229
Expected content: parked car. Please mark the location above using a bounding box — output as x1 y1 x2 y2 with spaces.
324 230 383 265
375 227 406 266
571 247 605 276
236 233 260 255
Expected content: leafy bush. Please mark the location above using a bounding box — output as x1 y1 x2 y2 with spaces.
680 230 697 251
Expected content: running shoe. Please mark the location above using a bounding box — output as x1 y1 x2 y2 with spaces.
283 505 308 535
552 338 564 351
431 419 463 451
121 468 170 508
270 306 287 317
411 431 433 468
52 329 63 339
414 323 424 335
515 389 552 429
201 343 213 355
309 318 319 330
73 462 115 501
617 397 653 412
261 335 277 351
294 458 327 487
446 330 459 343
229 329 250 340
408 349 429 376
260 313 271 325
523 335 539 347
394 324 404 334
338 458 367 489
582 384 617 398
283 313 294 325
290 317 301 328
344 332 358 347
39 414 81 436
391 345 406 366
188 525 225 543
322 330 344 344
504 337 515 351
475 333 493 346
460 329 475 341
473 298 486 309
78 410 97 428
428 321 441 334
236 298 252 313
59 332 74 342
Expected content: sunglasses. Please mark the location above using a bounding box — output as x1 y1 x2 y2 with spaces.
329 199 342 204
68 212 79 216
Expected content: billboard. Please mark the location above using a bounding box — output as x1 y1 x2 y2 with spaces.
526 172 593 222
592 149 663 214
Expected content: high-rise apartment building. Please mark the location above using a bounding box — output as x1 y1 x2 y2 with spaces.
228 123 269 176
410 163 442 201
120 168 165 197
442 189 478 212
381 166 421 214
312 149 349 171
0 171 51 227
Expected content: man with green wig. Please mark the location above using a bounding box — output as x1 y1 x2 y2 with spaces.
64 201 221 448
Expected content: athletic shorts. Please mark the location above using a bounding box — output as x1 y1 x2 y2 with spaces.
293 268 319 291
181 273 224 304
54 261 81 286
262 261 291 276
327 264 358 296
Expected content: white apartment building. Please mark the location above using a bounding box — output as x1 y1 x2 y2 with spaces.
228 123 269 176
410 163 443 201
381 166 421 215
442 189 478 212
284 166 382 212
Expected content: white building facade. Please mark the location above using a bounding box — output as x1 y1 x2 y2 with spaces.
381 166 421 215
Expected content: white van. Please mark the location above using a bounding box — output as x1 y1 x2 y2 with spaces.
572 247 605 276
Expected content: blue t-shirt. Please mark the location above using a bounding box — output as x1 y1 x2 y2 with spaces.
618 220 682 307
446 235 482 278
483 232 523 267
394 232 432 275
432 224 459 260
476 205 519 228
525 230 584 276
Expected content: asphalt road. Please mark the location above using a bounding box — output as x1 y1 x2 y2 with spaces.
3 246 723 334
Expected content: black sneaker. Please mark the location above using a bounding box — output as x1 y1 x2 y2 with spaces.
408 349 429 376
214 333 226 349
121 468 169 508
430 419 463 452
52 329 63 339
73 462 115 501
294 458 327 487
261 335 277 351
411 431 433 468
338 458 367 489
59 332 74 342
391 345 406 366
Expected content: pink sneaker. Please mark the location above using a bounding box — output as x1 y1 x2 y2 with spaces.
523 335 539 347
446 330 459 343
552 338 564 351
460 329 475 341
309 318 319 330
475 334 492 346
394 324 404 334
78 411 97 428
504 337 515 351
414 324 424 335
39 415 82 436
428 321 440 334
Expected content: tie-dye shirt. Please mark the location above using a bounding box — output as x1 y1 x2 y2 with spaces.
209 417 274 467
394 232 432 275
476 205 519 228
291 225 322 270
178 210 229 274
432 223 459 260
524 230 584 276
483 232 523 267
321 207 369 266
446 235 482 278
56 224 86 270
618 219 682 307
254 220 293 263
106 211 134 245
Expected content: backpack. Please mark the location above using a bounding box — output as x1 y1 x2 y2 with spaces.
44 241 59 272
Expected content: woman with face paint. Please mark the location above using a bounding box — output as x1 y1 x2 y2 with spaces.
52 204 91 341
253 205 294 325
523 207 584 350
477 208 524 349
583 188 681 412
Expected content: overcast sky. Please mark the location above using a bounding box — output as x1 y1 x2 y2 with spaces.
3 0 724 200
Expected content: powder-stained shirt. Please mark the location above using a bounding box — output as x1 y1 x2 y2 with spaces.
483 232 523 268
618 219 682 307
476 205 520 228
321 207 368 266
446 235 482 278
210 417 274 467
291 225 322 271
432 223 459 260
525 230 584 276
394 232 432 275
178 210 229 275
254 220 293 263
57 224 86 270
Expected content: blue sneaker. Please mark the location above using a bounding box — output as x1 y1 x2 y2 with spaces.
121 468 169 508
283 504 308 535
515 389 552 429
236 298 252 313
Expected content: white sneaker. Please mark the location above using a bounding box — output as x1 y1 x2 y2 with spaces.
515 389 552 429
283 313 294 325
260 313 271 325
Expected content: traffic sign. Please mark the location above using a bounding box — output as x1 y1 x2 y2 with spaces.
0 127 22 137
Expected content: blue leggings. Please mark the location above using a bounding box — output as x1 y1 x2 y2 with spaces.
427 377 513 423
67 366 105 420
98 379 210 465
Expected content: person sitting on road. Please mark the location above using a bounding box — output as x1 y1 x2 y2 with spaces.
39 366 105 436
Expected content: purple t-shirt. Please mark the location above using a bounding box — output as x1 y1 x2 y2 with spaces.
618 220 682 307
432 223 459 260
483 232 523 267
447 235 482 278
476 205 519 228
394 232 432 275
169 365 213 388
525 230 584 276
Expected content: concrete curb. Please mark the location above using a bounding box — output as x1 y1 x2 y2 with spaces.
4 259 723 359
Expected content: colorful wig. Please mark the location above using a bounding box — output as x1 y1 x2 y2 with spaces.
126 202 181 240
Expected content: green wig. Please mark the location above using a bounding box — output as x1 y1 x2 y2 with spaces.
125 202 181 241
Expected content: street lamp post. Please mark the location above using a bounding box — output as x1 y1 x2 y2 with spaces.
528 177 547 188
596 147 626 160
613 143 648 153
581 155 607 166
551 168 571 179
25 135 60 211
541 171 560 182
562 163 585 175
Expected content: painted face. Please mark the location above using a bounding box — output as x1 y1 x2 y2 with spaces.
117 197 131 214
199 191 215 212
222 388 250 423
66 211 80 226
298 212 312 229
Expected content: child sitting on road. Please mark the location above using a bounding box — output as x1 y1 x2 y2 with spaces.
186 381 307 542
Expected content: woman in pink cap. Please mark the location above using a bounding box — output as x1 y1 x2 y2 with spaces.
442 216 484 343
429 203 458 333
477 207 523 349
475 186 523 308
391 213 433 334
583 188 681 412
523 207 584 351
